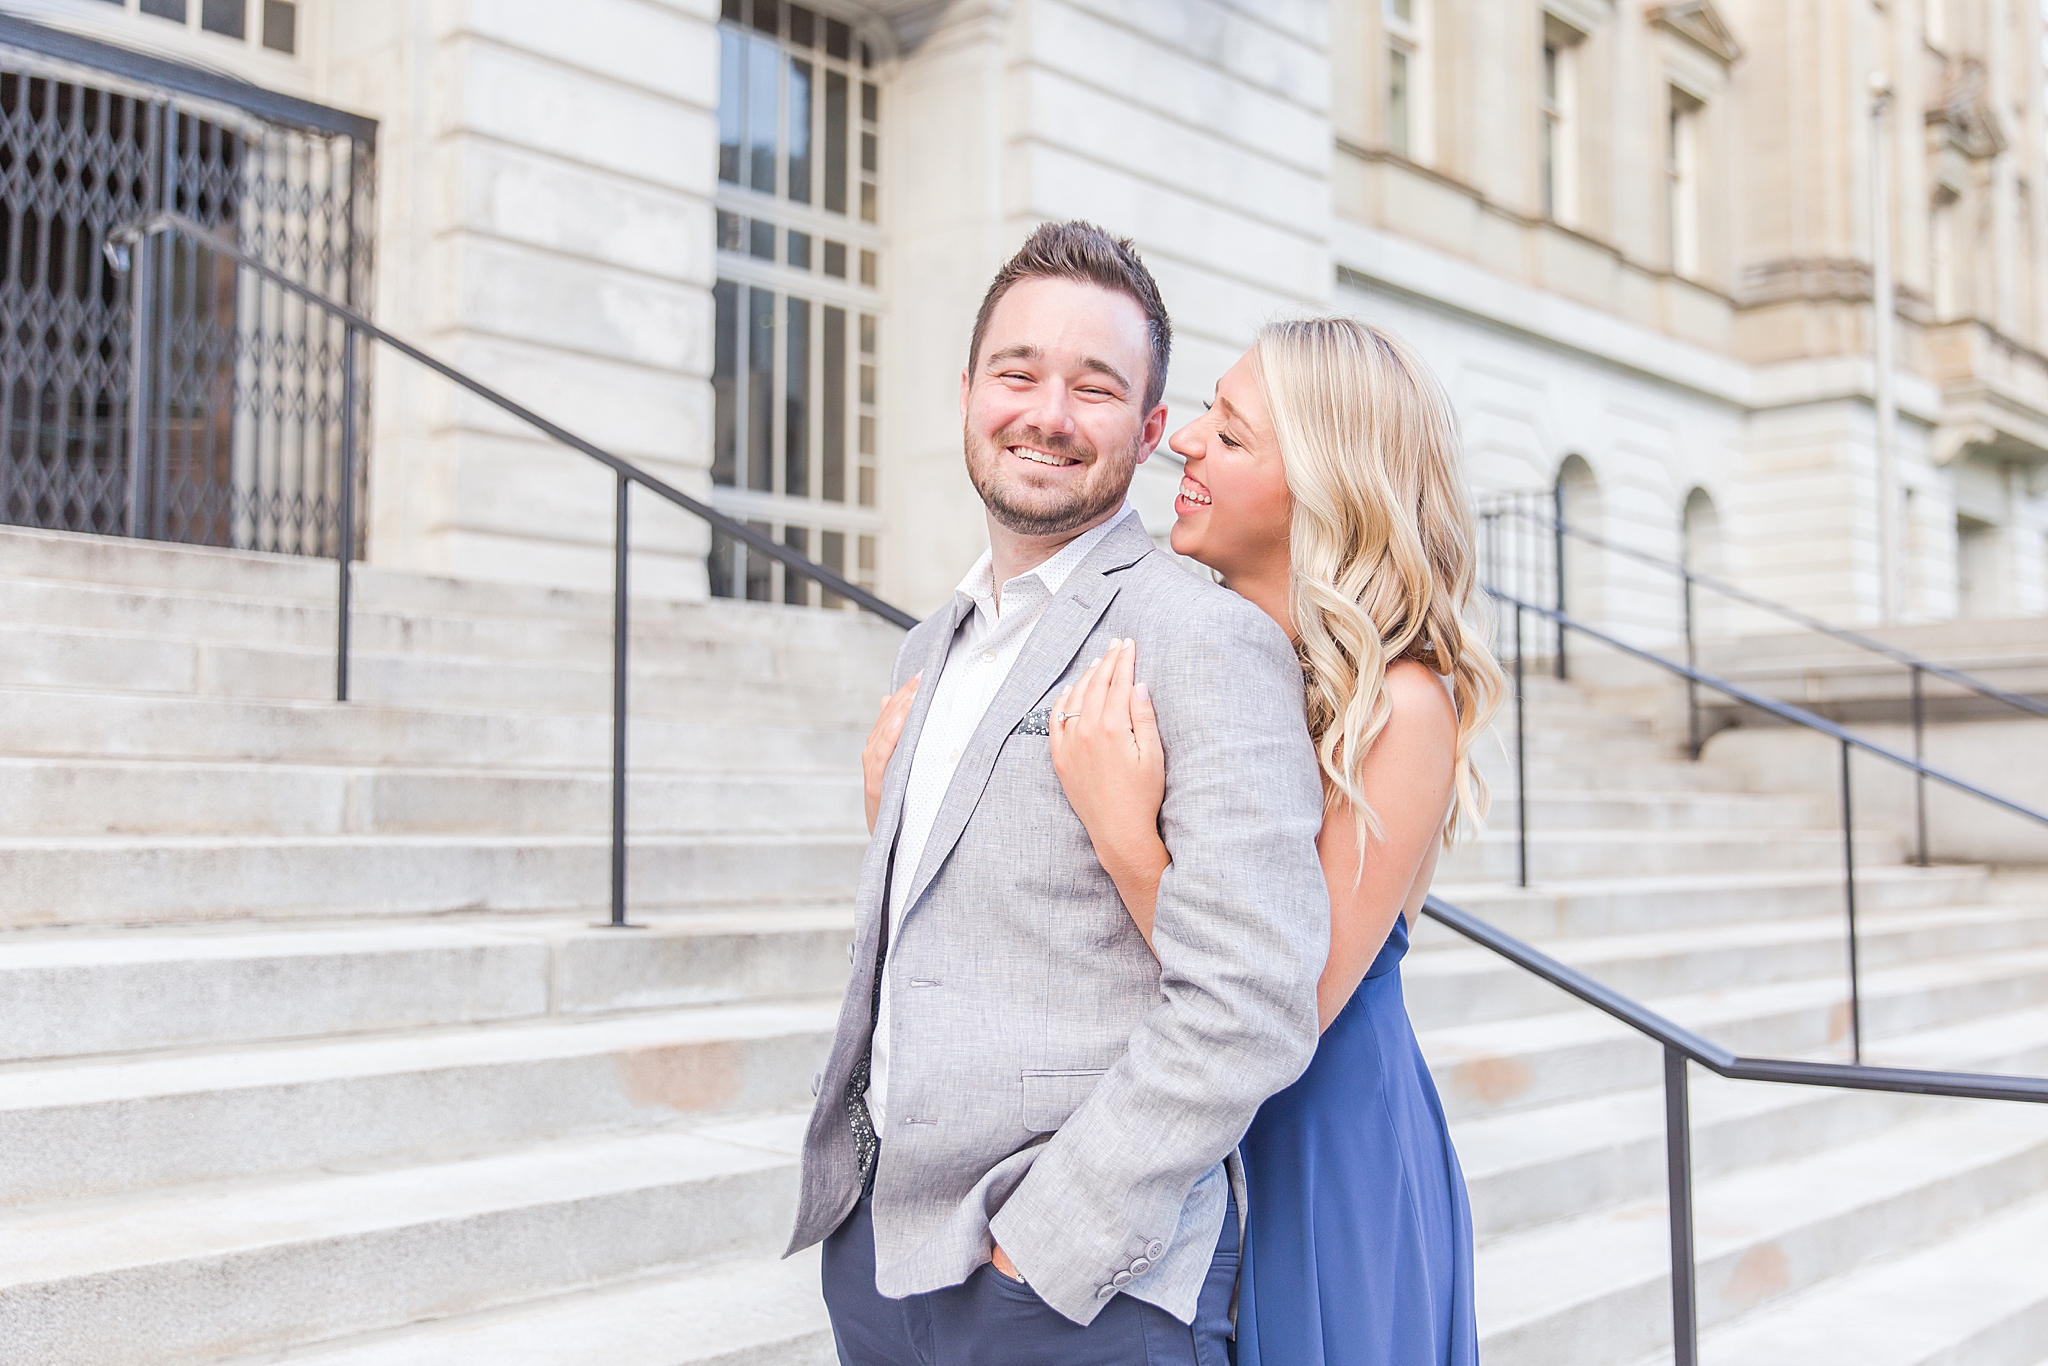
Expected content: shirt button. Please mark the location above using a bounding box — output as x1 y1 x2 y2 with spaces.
947 748 961 764
981 649 996 664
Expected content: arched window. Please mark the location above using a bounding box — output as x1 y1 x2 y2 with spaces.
1554 454 1602 622
1681 486 1726 639
708 0 884 607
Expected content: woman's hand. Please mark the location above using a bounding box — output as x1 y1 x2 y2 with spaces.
863 673 920 833
1049 639 1170 945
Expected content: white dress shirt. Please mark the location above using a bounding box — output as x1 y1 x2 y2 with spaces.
866 505 1140 1133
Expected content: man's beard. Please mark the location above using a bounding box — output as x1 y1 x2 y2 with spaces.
966 423 1138 538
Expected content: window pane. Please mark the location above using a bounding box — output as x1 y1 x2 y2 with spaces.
860 182 877 223
789 3 815 47
201 0 245 38
788 59 813 204
822 305 846 502
783 525 811 604
821 529 846 609
824 71 848 213
1387 47 1409 156
745 520 774 601
823 240 847 278
141 0 186 20
859 414 875 456
717 209 744 253
748 287 775 492
708 525 738 598
858 467 876 508
1388 0 1413 20
749 37 779 192
722 0 741 18
749 218 775 260
826 17 852 59
752 0 779 36
859 363 875 406
860 313 877 354
712 280 738 486
786 296 810 497
262 0 295 52
861 130 877 174
859 248 877 286
862 82 879 124
719 29 744 183
858 533 876 574
788 229 812 269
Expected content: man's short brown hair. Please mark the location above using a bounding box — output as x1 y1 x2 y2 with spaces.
967 221 1172 413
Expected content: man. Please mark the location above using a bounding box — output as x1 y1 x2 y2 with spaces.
786 221 1329 1364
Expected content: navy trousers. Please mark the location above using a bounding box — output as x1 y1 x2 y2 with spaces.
821 1191 1239 1366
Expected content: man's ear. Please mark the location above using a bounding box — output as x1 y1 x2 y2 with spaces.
1135 402 1170 463
959 366 971 416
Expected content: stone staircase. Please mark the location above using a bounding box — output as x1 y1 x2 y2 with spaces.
1 525 2045 1364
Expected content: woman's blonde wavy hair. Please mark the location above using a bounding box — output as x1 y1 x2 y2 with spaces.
1252 317 1506 850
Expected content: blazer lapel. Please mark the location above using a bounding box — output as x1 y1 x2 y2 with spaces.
898 518 1153 917
868 594 973 862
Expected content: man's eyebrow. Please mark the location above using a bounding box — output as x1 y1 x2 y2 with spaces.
1078 356 1133 394
984 344 1041 367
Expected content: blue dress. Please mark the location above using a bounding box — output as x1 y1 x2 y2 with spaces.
1234 910 1479 1366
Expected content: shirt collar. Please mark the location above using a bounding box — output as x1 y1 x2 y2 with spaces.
955 504 1140 621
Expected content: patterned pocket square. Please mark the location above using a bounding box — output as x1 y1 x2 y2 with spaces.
1014 707 1053 736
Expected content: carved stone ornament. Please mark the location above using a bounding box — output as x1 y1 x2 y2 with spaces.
1647 0 1743 64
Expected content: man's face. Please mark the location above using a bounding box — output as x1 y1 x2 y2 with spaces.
960 277 1167 538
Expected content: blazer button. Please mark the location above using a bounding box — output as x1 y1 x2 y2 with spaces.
1145 1239 1166 1259
1112 1271 1133 1287
1129 1258 1150 1274
1096 1285 1116 1300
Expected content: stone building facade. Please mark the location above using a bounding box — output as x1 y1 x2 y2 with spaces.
6 0 2046 633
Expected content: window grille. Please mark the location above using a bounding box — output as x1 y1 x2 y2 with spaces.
0 22 374 556
711 0 883 608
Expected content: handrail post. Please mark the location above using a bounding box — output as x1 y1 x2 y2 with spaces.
1911 664 1928 866
610 472 631 929
1840 739 1863 1064
1515 600 1529 889
1664 1047 1700 1366
336 321 357 703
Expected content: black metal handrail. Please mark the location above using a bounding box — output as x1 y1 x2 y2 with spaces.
110 210 918 927
1421 892 2048 1366
1489 588 2048 1063
1480 496 2048 863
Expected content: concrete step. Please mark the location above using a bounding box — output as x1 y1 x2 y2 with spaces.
0 832 867 929
0 1000 837 1205
0 907 856 1062
1425 864 1990 943
0 526 905 655
0 575 901 676
1455 1004 2048 1242
1404 905 2048 1031
1481 759 1756 794
1476 1105 2048 1366
1439 827 1903 882
0 1113 809 1366
0 624 887 723
1650 1188 2048 1366
0 758 864 836
271 1247 835 1366
1499 789 1829 832
0 687 865 772
1418 946 2048 1122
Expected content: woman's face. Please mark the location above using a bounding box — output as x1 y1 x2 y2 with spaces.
1166 349 1292 583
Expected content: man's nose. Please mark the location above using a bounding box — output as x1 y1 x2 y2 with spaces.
1021 384 1078 440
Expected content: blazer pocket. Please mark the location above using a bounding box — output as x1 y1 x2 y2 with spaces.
1013 707 1053 737
1020 1067 1108 1133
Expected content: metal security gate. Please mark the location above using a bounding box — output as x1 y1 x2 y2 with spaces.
0 17 373 556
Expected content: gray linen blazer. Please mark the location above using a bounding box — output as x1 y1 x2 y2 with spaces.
786 515 1329 1326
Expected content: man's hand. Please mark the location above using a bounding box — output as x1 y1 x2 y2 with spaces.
991 1244 1024 1282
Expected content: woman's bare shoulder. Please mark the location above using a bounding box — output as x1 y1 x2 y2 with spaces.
1380 657 1458 745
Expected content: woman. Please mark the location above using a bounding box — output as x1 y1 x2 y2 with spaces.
864 317 1501 1363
